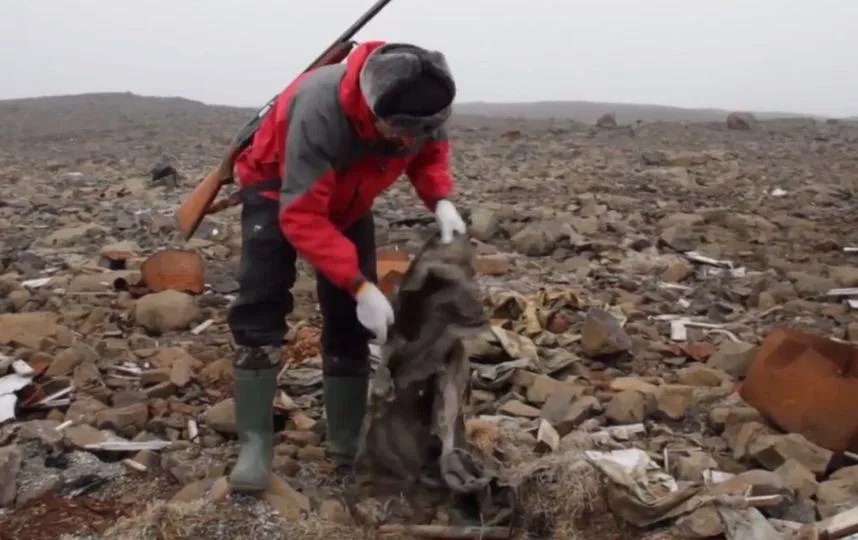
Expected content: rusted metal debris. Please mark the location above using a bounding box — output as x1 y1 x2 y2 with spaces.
139 249 205 294
0 492 129 540
376 248 410 296
740 326 858 453
375 245 510 296
357 233 501 497
112 248 206 297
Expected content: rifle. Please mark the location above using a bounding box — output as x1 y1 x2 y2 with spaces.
175 0 394 240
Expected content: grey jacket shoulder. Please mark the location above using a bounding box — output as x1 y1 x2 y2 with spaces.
280 64 356 207
285 64 355 168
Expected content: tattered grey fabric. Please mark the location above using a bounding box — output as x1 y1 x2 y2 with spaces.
359 42 455 136
355 233 498 495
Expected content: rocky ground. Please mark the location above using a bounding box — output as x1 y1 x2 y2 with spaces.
1 93 858 539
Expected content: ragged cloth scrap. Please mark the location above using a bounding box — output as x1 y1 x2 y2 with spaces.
356 233 500 494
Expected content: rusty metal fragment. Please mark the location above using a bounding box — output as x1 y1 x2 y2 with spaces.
357 234 499 495
140 249 205 294
376 248 410 296
740 326 858 453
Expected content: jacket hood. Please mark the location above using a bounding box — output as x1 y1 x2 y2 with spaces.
340 41 456 139
339 40 387 139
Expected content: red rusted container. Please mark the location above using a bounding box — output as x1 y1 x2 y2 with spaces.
140 249 205 295
376 249 410 296
740 326 858 453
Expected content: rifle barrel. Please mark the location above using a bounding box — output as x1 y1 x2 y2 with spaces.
304 0 394 72
233 0 393 147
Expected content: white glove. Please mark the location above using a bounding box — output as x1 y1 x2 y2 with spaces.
434 199 467 244
355 282 395 344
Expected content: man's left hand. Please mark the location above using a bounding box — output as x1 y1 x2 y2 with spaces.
434 199 466 243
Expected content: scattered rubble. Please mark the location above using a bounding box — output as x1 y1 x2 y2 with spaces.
2 94 858 538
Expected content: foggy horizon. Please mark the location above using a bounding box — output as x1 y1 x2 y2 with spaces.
2 0 857 118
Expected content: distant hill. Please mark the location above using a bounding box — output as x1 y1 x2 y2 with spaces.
453 100 820 124
0 92 253 142
0 92 839 139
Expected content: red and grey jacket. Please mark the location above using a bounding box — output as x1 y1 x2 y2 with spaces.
233 40 453 297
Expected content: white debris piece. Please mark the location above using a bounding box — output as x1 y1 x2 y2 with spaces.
536 419 560 452
84 440 173 452
122 458 148 472
703 469 735 485
706 328 742 343
683 251 747 278
585 448 679 492
35 384 74 408
0 373 32 396
828 287 858 297
21 277 52 289
684 251 734 268
11 359 34 377
0 357 36 422
591 423 646 443
109 364 142 377
0 394 17 424
671 319 688 341
190 319 214 335
654 315 727 342
814 506 858 539
659 282 693 292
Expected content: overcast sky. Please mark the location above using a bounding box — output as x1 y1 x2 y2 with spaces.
2 0 856 117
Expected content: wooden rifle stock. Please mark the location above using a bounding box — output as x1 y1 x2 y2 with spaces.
175 0 393 240
174 144 242 240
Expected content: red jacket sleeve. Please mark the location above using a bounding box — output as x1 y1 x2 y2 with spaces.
278 95 366 296
406 128 453 212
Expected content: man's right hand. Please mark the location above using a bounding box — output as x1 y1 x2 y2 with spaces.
355 282 395 344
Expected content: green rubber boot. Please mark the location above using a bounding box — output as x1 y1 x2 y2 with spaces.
227 365 279 492
323 375 369 466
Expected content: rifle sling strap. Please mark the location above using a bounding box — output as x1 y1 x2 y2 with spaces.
235 178 282 203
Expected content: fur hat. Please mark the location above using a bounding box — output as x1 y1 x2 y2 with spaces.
359 43 456 136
